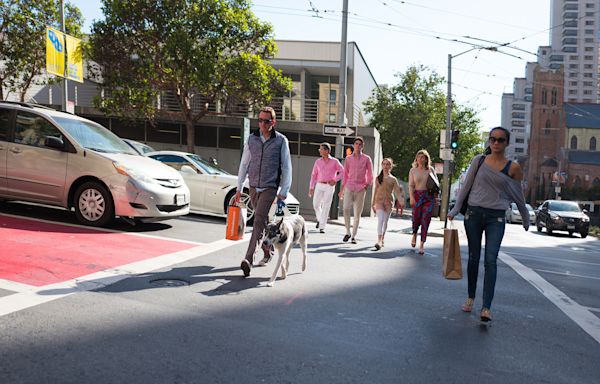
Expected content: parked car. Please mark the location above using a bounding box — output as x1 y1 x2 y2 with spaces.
122 138 155 155
506 202 536 224
146 150 300 223
0 102 190 226
535 200 590 238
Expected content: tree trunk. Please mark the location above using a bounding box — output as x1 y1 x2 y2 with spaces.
185 118 195 153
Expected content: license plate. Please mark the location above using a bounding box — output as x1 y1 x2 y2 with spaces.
567 225 575 230
175 194 186 205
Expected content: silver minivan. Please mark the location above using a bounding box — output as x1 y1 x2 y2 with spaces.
0 102 190 226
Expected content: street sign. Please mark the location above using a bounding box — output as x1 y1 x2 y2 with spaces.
440 148 454 161
323 124 355 137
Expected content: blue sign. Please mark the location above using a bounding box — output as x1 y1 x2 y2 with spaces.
48 29 63 52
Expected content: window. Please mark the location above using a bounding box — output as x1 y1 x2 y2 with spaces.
585 20 594 25
585 37 594 42
591 137 597 151
584 72 593 78
569 72 577 78
0 108 10 141
514 148 524 153
329 89 337 106
545 120 551 135
584 90 593 95
551 87 557 105
586 12 594 16
14 111 63 148
585 47 594 52
584 81 593 86
569 55 578 60
541 88 547 104
568 90 578 95
569 64 578 69
512 103 525 110
571 135 578 149
586 3 594 8
585 29 594 34
569 81 578 86
584 64 593 69
516 138 525 144
512 112 525 119
327 113 336 123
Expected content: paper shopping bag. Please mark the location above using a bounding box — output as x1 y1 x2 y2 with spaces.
226 205 246 240
442 228 462 279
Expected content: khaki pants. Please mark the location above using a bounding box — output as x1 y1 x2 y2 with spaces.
245 187 277 262
343 188 366 238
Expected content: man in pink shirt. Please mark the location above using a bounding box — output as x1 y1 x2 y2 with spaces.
339 136 373 243
309 142 344 233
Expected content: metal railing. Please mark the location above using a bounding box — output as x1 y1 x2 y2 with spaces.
66 85 366 126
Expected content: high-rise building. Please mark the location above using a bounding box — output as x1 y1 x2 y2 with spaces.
549 0 599 103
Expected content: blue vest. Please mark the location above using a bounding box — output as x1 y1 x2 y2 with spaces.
247 129 285 189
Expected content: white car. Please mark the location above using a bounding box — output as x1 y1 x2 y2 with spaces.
146 151 300 222
506 202 536 224
0 102 190 226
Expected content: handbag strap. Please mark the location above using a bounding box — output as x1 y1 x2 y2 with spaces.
465 156 486 195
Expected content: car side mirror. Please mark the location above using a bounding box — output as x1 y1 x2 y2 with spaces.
44 136 64 150
583 209 589 214
180 165 197 174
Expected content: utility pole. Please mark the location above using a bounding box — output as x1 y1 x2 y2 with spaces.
331 0 348 220
60 0 68 112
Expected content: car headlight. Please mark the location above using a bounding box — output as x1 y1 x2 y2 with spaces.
113 162 156 184
551 214 561 221
582 216 590 222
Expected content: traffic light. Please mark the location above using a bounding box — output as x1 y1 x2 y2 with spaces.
450 129 460 150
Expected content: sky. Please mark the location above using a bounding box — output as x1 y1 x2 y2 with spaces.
68 0 551 130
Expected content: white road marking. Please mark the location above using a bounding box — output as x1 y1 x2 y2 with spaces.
0 278 36 293
504 251 600 267
534 268 600 281
0 238 248 317
500 251 600 345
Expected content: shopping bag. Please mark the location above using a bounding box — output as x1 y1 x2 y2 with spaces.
442 224 462 280
226 204 246 240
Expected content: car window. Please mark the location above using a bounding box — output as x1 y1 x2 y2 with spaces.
511 203 517 210
526 204 533 211
548 201 581 212
188 154 230 175
53 116 136 155
149 154 196 172
0 108 10 141
14 111 63 148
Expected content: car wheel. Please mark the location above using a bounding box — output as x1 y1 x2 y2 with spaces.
580 231 588 239
568 231 573 237
227 190 254 225
74 181 114 227
506 215 512 224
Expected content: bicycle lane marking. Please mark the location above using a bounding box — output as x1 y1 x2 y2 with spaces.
500 251 600 345
0 237 249 317
0 213 200 286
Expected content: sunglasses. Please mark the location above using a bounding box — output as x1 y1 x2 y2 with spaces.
489 136 507 144
258 118 273 124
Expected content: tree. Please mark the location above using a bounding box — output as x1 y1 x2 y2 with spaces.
0 0 83 101
87 0 291 153
363 65 481 182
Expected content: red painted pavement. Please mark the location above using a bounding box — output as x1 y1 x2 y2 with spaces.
0 215 197 287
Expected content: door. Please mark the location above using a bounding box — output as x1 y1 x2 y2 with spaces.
5 111 68 203
0 108 10 194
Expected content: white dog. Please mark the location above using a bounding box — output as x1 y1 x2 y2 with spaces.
261 215 308 287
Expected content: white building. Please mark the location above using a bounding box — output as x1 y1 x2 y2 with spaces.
548 0 599 103
501 63 536 161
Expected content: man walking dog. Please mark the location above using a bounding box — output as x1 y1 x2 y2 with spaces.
234 107 292 277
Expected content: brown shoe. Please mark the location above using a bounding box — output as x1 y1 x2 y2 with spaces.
461 298 474 313
480 308 492 322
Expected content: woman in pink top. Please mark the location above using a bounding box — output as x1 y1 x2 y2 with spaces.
371 158 404 250
408 149 438 254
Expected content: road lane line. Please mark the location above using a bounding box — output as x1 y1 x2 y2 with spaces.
504 251 600 267
534 268 600 281
500 251 600 345
0 278 37 293
0 238 248 317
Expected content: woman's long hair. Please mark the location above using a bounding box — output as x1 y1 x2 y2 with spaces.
412 149 432 169
377 158 395 185
483 126 511 155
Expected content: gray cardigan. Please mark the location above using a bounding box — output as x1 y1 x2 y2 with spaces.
449 155 530 229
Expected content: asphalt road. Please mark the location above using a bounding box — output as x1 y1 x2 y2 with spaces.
0 202 599 384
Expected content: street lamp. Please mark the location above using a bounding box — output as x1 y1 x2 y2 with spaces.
440 46 498 227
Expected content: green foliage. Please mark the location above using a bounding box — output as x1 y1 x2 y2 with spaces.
363 65 482 182
86 0 291 153
561 185 600 201
0 0 83 101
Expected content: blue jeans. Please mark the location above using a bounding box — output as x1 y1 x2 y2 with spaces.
463 205 506 310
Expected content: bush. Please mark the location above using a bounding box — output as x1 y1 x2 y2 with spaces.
589 225 600 239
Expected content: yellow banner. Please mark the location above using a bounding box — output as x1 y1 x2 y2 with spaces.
66 34 83 83
46 27 64 77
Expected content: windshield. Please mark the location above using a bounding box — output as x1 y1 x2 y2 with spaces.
188 154 230 175
53 116 137 155
549 201 581 212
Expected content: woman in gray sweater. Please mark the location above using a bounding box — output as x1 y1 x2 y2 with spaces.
448 127 530 323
